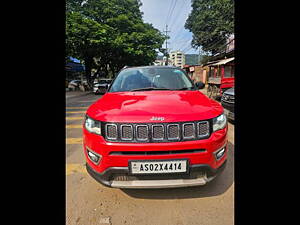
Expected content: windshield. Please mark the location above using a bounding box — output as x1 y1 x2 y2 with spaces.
109 67 195 92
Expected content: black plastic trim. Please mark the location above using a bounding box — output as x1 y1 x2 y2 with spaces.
86 160 227 187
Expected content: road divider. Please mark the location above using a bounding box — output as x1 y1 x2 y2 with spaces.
66 138 83 144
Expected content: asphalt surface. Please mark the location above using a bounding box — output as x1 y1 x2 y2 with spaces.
66 89 234 225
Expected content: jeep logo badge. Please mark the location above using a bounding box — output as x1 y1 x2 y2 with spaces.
150 116 165 121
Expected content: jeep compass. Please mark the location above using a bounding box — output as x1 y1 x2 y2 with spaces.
83 66 228 188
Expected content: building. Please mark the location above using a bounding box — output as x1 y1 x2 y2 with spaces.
183 65 209 84
153 55 172 66
169 51 185 68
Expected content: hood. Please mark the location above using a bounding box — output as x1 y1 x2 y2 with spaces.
87 91 223 123
224 87 234 96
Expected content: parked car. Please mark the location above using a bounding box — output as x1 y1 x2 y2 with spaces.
221 87 234 121
68 80 81 90
83 66 228 189
93 79 112 94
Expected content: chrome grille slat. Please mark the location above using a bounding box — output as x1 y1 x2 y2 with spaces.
136 125 149 141
104 121 209 143
198 121 209 137
183 123 195 139
120 125 133 140
152 125 164 140
167 124 180 140
106 124 118 140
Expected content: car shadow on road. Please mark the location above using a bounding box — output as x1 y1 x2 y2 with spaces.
121 141 234 200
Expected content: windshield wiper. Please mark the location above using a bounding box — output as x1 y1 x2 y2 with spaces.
172 87 193 90
130 87 172 92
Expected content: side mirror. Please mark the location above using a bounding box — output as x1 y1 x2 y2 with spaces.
195 81 205 89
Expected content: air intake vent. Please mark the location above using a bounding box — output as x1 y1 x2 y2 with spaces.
198 121 209 137
167 124 180 140
183 123 195 139
106 124 117 140
152 125 164 140
136 125 148 141
121 125 133 140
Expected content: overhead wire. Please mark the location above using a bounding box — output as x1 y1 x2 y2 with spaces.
166 0 233 56
169 0 187 31
165 0 175 26
167 0 178 26
172 3 233 52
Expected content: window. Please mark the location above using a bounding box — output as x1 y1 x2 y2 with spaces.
224 65 234 77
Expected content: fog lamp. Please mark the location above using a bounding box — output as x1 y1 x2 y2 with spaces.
215 147 226 161
86 148 102 165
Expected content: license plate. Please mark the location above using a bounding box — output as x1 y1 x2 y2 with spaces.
129 160 188 174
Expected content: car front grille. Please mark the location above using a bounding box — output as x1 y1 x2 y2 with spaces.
221 94 234 104
103 120 211 143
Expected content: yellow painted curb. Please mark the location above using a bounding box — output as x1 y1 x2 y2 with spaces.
66 138 83 144
66 163 87 176
66 117 83 121
66 111 86 114
66 107 88 109
66 124 83 129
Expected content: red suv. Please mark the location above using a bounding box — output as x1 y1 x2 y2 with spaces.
83 66 228 188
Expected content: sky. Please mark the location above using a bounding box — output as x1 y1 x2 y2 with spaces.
140 0 199 55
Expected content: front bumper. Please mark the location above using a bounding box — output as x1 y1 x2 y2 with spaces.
86 160 227 188
83 125 228 188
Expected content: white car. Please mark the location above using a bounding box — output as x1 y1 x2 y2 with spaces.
93 79 112 94
68 80 81 90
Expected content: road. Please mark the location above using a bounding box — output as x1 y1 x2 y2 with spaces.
66 90 234 225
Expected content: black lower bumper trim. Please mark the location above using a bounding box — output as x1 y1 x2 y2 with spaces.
86 160 227 188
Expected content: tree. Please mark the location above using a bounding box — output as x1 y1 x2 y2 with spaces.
66 0 165 86
185 0 234 55
66 11 113 86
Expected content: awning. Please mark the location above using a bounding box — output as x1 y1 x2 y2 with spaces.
65 62 85 72
202 60 220 66
209 57 234 66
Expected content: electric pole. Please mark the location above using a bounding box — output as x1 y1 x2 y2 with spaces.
198 47 201 65
163 24 171 66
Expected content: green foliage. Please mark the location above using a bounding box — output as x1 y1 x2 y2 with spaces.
185 0 234 55
66 0 165 84
200 55 212 65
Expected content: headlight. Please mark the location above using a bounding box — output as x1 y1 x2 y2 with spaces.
84 115 101 135
213 113 227 132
